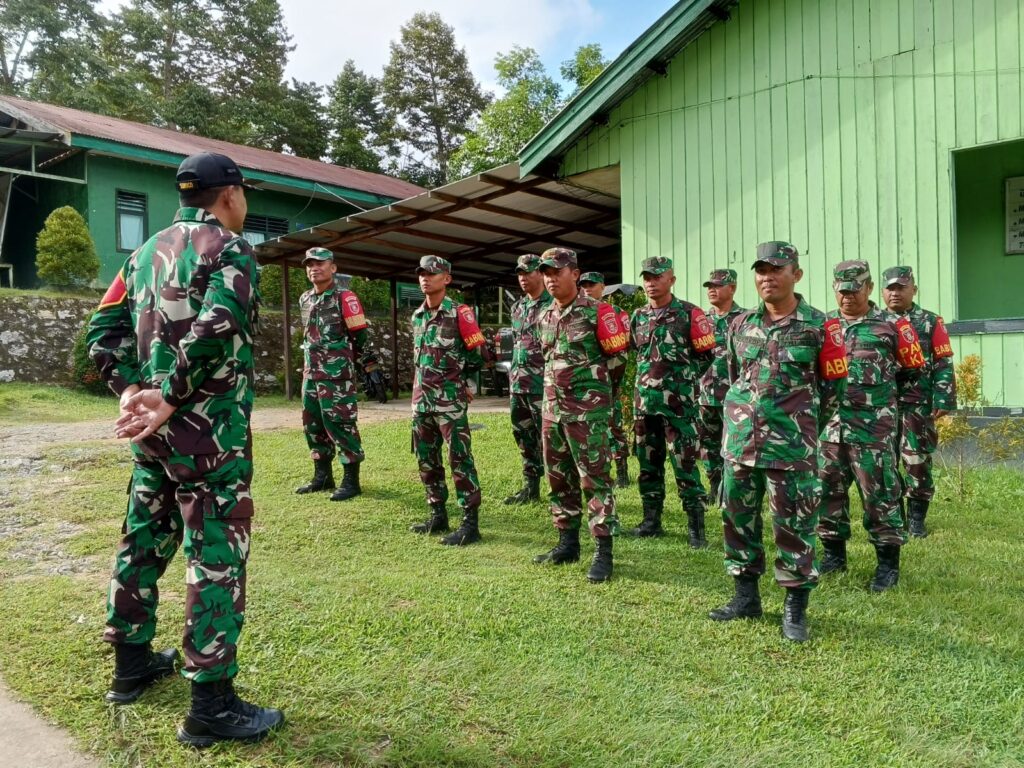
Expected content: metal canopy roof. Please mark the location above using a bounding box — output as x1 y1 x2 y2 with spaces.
254 162 622 288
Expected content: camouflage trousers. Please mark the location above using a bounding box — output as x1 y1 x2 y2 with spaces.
509 392 544 480
412 408 481 512
897 405 938 502
721 462 820 588
607 390 629 462
542 417 617 537
697 404 725 502
817 441 907 547
104 449 253 682
302 377 364 465
634 413 706 511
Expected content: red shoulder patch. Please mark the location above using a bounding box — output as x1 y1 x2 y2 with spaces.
457 304 485 350
596 302 628 354
894 316 925 369
819 318 849 380
931 316 954 359
689 308 716 352
98 271 127 309
340 290 368 331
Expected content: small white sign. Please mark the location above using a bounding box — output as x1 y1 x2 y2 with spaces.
1006 176 1024 255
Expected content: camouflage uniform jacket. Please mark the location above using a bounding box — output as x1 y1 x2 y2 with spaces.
411 295 485 413
885 303 957 411
723 295 846 471
87 207 259 457
822 304 922 446
632 297 716 417
539 293 626 423
509 289 553 395
299 285 369 382
699 302 746 407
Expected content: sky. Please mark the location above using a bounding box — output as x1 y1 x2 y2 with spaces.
96 0 671 94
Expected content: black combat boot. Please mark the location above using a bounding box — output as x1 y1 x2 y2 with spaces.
709 575 763 621
630 502 664 537
105 642 179 704
781 588 810 643
440 509 482 546
410 504 449 534
330 463 361 502
908 499 930 538
177 679 284 748
503 475 541 505
533 527 581 564
685 504 708 549
615 456 631 488
819 538 847 575
870 544 901 592
295 457 335 494
587 536 614 583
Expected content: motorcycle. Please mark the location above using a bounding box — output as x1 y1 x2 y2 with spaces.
358 350 390 404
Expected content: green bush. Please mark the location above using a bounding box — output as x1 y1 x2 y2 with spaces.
258 264 306 308
35 206 100 288
69 314 113 396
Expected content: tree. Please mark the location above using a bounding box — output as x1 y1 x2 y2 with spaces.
561 43 609 98
449 46 561 179
326 60 395 173
381 12 489 187
101 0 300 152
35 206 99 288
0 0 104 98
265 79 330 160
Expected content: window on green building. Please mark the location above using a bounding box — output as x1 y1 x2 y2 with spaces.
116 191 147 252
243 214 289 245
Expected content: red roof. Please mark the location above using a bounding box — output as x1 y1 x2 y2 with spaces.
0 95 423 201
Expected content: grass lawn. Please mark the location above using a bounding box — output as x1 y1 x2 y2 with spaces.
0 414 1022 766
0 384 297 425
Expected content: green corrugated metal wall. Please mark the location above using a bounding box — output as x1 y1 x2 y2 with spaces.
559 0 1024 407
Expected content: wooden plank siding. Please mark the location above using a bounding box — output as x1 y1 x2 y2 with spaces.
558 0 1024 407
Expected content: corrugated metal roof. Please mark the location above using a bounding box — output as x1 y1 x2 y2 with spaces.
254 162 622 288
0 95 423 201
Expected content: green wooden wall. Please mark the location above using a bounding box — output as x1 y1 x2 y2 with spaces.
558 0 1024 407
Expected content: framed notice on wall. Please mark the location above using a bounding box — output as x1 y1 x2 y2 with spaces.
1007 176 1024 255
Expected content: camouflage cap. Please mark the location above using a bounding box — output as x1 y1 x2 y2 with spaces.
703 268 737 287
416 255 452 275
753 241 799 268
303 247 334 263
176 152 254 192
833 259 872 292
639 256 673 276
578 271 605 285
882 265 915 287
515 254 542 273
538 247 578 270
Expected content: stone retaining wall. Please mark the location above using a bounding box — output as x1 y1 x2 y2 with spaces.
0 293 420 392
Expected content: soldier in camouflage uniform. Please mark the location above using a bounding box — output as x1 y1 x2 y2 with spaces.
504 254 552 505
710 242 848 643
579 271 631 488
816 261 925 592
698 269 745 504
882 266 957 538
294 247 369 501
533 249 628 583
408 255 486 545
88 152 283 746
630 257 716 546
